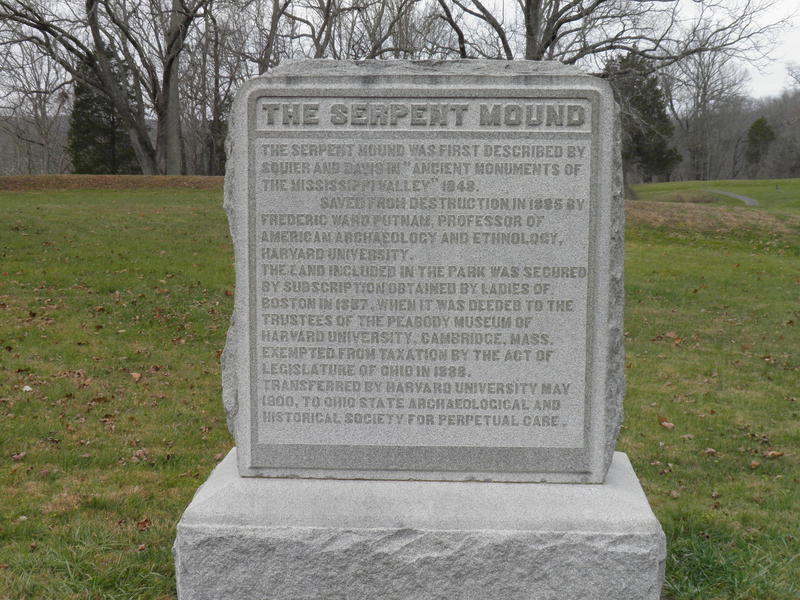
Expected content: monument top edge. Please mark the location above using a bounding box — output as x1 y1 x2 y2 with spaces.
239 59 607 91
273 59 579 75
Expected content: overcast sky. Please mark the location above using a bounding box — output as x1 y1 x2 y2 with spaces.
743 0 799 98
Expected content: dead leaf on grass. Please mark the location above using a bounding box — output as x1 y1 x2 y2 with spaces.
136 517 152 532
663 331 684 345
130 372 142 383
131 448 150 462
765 450 784 459
658 415 675 430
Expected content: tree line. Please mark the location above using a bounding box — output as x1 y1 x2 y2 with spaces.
0 0 793 181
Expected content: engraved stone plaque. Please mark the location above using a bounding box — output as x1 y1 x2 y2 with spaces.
222 61 624 482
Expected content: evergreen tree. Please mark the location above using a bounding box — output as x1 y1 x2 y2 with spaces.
67 51 139 174
604 54 681 183
745 117 776 177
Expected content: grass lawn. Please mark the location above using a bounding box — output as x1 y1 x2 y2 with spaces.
1 178 799 599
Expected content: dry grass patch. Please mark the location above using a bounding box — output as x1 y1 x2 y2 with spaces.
42 492 82 515
626 200 800 236
0 174 223 191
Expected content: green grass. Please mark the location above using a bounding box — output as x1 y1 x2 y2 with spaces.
631 177 800 215
0 188 234 599
2 183 799 599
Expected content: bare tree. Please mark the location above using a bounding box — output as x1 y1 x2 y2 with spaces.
788 63 800 87
430 0 791 69
664 51 751 180
222 0 294 75
0 38 71 174
755 89 800 178
0 0 209 174
276 0 421 60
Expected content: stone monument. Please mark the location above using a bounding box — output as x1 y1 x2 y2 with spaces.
174 60 665 599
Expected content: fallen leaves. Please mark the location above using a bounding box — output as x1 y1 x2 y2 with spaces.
750 460 761 469
130 372 142 383
665 331 683 345
658 415 675 430
650 330 686 345
136 517 152 532
11 452 26 461
765 450 784 459
130 448 151 464
55 369 92 388
87 396 110 408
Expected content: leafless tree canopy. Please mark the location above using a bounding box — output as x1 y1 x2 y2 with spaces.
0 0 794 175
0 38 71 173
0 0 209 174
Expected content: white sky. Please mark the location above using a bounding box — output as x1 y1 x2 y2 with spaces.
743 0 799 98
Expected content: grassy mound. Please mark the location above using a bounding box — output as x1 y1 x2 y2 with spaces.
0 174 224 192
627 200 800 238
631 178 800 215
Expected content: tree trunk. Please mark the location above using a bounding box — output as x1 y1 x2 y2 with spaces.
128 127 159 175
164 69 182 174
164 0 183 174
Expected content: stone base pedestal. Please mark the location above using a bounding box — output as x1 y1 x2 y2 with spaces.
174 449 665 599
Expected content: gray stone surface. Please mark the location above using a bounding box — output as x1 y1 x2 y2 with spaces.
174 448 664 600
223 60 624 482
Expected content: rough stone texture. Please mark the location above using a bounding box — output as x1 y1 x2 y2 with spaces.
174 449 664 600
223 60 624 482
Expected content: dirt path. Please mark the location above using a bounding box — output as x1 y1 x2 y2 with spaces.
703 189 759 206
